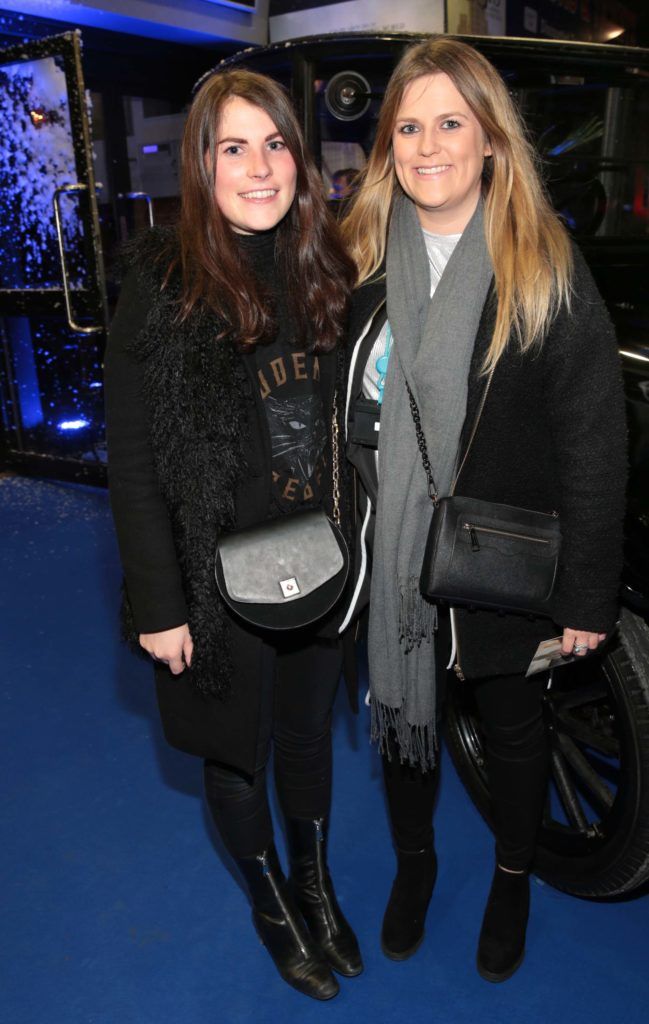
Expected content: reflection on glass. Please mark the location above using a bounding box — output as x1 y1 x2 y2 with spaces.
1 315 105 462
322 143 365 199
518 83 649 238
0 55 87 289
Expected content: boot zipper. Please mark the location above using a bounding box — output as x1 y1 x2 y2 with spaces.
314 818 337 934
463 523 552 547
257 851 309 957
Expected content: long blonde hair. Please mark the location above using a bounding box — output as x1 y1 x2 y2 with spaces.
342 36 573 370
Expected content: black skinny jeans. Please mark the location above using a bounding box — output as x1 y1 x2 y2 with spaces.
204 635 342 859
382 616 550 872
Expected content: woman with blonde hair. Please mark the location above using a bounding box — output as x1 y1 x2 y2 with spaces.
342 36 626 981
105 68 361 1000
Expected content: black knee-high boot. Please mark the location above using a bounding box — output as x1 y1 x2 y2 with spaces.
286 817 363 977
236 843 339 1001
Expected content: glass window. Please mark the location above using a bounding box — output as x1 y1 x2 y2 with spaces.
0 55 87 289
515 78 649 238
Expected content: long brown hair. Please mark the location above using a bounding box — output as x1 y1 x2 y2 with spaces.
343 37 573 370
174 68 355 351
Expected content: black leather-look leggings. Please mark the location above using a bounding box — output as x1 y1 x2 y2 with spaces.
382 619 550 872
204 636 342 859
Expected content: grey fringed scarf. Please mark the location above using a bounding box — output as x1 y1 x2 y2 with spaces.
368 195 493 769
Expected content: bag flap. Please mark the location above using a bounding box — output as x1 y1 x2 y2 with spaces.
218 509 344 604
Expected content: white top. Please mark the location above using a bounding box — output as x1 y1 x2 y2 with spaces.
362 228 462 400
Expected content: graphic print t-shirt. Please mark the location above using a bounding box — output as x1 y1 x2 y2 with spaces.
255 335 327 513
235 226 328 513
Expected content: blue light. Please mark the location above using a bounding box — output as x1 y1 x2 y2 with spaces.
5 317 43 428
548 141 574 156
58 418 90 431
0 3 232 45
88 381 103 389
142 144 159 155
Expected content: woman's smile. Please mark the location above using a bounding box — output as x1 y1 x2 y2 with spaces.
392 72 491 234
214 96 297 234
415 164 451 176
238 187 280 200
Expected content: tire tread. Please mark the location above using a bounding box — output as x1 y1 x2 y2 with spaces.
446 608 649 898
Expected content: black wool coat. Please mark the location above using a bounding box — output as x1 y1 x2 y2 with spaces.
345 244 627 679
104 228 351 773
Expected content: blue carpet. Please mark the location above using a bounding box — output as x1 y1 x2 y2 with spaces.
1 476 647 1024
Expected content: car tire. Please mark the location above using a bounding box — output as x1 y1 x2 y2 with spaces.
445 607 649 898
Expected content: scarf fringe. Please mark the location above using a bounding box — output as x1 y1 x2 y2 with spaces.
370 697 438 772
398 576 438 653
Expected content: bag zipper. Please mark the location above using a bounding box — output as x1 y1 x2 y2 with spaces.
463 522 552 550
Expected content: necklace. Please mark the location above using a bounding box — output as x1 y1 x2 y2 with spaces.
375 322 393 406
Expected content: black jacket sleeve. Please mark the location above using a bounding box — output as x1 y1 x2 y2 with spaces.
104 268 189 634
546 248 627 633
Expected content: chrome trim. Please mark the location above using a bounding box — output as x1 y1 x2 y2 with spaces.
118 190 155 228
52 183 103 335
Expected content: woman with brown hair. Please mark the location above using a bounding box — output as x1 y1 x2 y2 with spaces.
342 37 626 981
104 69 360 1000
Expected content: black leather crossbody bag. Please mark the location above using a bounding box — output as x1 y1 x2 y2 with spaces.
214 395 349 631
407 383 561 617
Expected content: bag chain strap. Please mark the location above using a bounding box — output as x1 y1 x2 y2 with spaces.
405 380 439 505
331 391 341 528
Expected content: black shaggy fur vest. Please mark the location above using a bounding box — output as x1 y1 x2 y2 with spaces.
119 227 350 698
120 229 256 697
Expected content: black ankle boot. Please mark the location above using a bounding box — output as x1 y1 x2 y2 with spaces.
381 845 437 960
236 843 339 1000
477 866 530 983
286 817 363 977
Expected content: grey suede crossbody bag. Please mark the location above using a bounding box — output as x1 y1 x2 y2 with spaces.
214 398 349 630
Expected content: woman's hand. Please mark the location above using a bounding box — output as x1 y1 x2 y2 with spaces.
139 624 193 675
561 627 607 658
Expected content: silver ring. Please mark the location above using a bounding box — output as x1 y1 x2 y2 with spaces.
573 642 588 654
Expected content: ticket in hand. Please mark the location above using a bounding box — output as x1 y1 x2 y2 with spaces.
525 636 576 678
